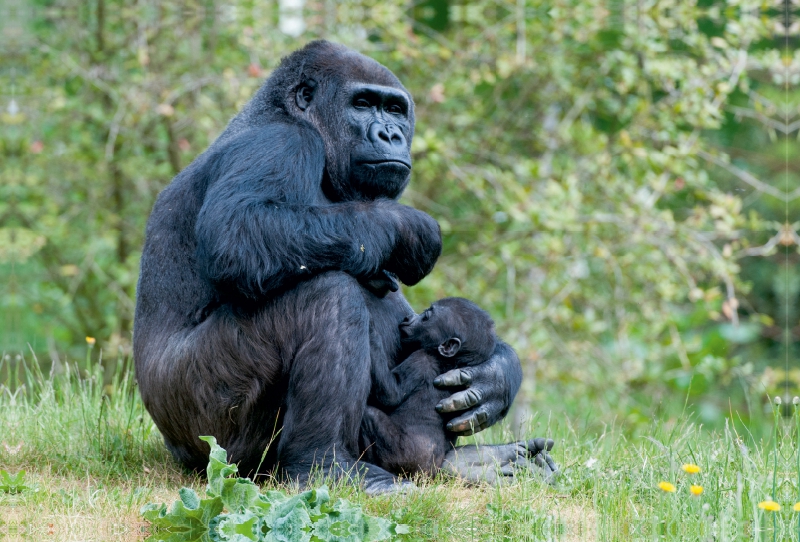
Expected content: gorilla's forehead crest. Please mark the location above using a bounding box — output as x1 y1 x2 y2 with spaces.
279 40 404 89
219 40 412 144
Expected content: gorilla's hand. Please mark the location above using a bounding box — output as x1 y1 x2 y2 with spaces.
360 270 399 298
434 342 522 436
384 204 442 286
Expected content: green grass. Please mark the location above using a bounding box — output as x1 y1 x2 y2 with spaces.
0 356 797 541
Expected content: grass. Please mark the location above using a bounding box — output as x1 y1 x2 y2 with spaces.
0 355 798 542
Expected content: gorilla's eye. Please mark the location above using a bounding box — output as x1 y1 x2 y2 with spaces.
354 98 371 109
421 309 431 322
386 104 404 115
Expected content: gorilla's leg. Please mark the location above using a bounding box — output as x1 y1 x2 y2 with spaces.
441 438 559 485
269 271 411 494
360 406 441 477
139 271 409 493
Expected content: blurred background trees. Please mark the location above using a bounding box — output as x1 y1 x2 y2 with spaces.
1 0 797 435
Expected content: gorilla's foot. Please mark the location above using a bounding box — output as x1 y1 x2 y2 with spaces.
285 459 415 496
353 460 416 496
362 476 416 496
441 437 559 486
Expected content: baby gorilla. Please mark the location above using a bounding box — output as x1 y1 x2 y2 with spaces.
359 297 497 475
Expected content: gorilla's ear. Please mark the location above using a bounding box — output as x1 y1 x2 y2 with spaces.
295 79 318 111
438 338 461 358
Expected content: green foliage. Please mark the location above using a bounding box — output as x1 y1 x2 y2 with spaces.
0 470 29 494
140 437 405 542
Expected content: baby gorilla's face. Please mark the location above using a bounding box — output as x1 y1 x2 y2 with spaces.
399 303 450 350
399 297 497 364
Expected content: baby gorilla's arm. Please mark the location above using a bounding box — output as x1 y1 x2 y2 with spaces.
370 350 438 408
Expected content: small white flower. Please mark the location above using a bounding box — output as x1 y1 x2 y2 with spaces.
585 457 598 469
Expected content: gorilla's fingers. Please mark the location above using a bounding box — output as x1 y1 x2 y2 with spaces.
499 463 516 477
381 270 400 292
445 406 489 433
528 437 555 454
437 388 483 415
436 389 480 414
546 455 559 475
530 451 559 485
433 368 472 388
360 270 400 297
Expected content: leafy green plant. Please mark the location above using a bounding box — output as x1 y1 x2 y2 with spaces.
0 470 29 494
140 436 409 542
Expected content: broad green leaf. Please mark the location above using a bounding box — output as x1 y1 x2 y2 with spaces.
210 512 260 541
141 495 223 541
264 504 312 542
220 478 260 514
180 488 202 510
0 470 28 494
199 436 239 497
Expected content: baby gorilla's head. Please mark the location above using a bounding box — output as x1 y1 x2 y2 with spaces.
400 297 496 366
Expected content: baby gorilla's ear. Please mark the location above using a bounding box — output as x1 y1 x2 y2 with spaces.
438 337 461 358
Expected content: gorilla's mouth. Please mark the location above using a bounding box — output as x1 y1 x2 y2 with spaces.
358 159 411 170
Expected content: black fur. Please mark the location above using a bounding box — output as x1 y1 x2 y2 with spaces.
133 41 521 490
360 298 496 475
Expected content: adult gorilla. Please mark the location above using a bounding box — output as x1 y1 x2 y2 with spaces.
134 41 554 493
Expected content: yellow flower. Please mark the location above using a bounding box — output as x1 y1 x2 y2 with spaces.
681 463 701 474
793 502 800 512
658 481 676 493
86 337 96 346
758 501 781 512
690 485 703 496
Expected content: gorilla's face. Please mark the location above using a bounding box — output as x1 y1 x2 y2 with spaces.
343 83 413 200
267 42 415 202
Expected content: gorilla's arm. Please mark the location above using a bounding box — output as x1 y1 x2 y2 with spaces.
195 127 440 299
433 340 522 435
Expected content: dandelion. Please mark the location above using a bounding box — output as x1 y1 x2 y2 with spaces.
690 485 703 496
681 463 701 474
86 337 96 346
793 502 800 512
658 482 676 493
758 501 781 512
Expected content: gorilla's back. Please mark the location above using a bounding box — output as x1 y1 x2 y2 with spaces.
133 157 216 364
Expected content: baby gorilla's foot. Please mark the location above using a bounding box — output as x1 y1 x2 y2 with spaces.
441 438 558 485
